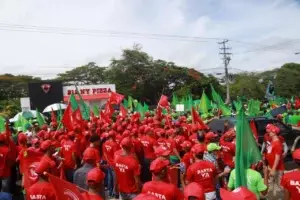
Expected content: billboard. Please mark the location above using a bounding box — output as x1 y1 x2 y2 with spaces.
28 81 63 112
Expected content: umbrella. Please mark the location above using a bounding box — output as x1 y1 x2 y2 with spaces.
208 118 235 134
270 106 287 117
10 110 39 122
43 103 67 113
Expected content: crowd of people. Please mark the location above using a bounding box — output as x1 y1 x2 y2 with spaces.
0 110 300 200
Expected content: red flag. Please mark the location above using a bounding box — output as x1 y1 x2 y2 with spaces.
100 111 111 124
5 120 11 143
104 103 114 117
191 107 208 130
250 120 258 142
120 104 127 117
62 103 74 131
51 108 57 124
48 173 84 200
21 150 43 190
109 92 124 105
156 106 162 119
295 97 300 110
158 95 169 108
165 114 172 128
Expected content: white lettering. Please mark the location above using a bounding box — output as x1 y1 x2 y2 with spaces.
29 194 46 200
147 191 167 200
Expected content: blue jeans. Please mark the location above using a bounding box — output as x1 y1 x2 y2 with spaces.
0 178 11 193
65 169 75 183
107 167 115 196
120 192 138 200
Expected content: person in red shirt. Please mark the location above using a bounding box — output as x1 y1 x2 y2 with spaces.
82 168 105 200
39 140 59 176
61 131 77 183
180 141 193 170
281 149 300 200
141 158 184 200
140 127 158 182
0 134 15 193
26 158 57 200
219 129 236 170
130 129 144 164
185 144 217 200
134 193 159 200
85 135 102 168
114 137 141 200
27 138 41 153
103 130 119 197
184 182 205 200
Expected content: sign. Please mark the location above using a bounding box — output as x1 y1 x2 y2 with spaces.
176 104 184 112
63 84 116 96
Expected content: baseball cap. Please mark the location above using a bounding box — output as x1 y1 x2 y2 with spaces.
207 143 221 152
120 137 133 148
87 168 105 184
150 158 170 173
224 129 235 138
191 144 206 154
18 133 27 143
40 140 56 151
220 187 257 200
35 160 50 174
205 132 218 140
83 148 97 161
184 182 205 200
133 194 159 200
155 146 171 157
266 124 275 133
292 149 300 160
181 141 192 148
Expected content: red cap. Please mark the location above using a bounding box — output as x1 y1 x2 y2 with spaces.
41 124 48 131
220 187 257 200
130 128 138 136
155 146 171 157
35 160 50 174
37 130 46 138
191 144 206 154
120 137 133 148
272 126 280 135
181 141 192 148
40 140 56 151
0 134 5 142
266 124 275 133
123 130 130 137
108 130 116 137
166 129 175 136
133 194 159 200
179 116 187 122
67 131 75 137
83 148 97 161
31 138 40 144
150 158 170 173
224 129 235 138
18 133 27 143
184 182 205 200
292 149 300 160
205 132 218 140
86 168 105 184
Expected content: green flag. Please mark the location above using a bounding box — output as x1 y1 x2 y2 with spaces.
123 99 128 109
210 84 224 105
219 104 231 116
235 108 261 187
75 86 90 120
93 105 100 117
137 103 145 120
172 94 179 108
199 91 210 114
128 96 133 111
36 109 46 127
69 93 79 111
0 116 5 133
143 103 149 112
233 100 242 112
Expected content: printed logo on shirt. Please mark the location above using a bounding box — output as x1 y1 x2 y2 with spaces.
64 189 80 200
141 141 149 147
197 168 213 178
29 194 46 200
105 145 112 152
116 163 129 173
63 144 71 151
29 162 39 181
147 191 167 200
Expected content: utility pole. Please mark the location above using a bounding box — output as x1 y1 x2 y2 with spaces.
219 39 232 104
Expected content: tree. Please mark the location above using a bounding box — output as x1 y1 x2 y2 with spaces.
57 62 106 85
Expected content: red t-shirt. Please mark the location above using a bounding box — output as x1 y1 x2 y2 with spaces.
103 140 119 166
114 153 141 193
140 135 158 160
61 140 77 169
142 180 183 200
220 140 235 168
174 135 185 151
182 152 194 169
281 170 300 200
26 181 57 200
132 138 144 162
157 138 167 148
266 140 285 170
39 155 59 176
189 134 198 144
0 145 14 177
82 192 104 200
264 134 285 153
186 160 217 193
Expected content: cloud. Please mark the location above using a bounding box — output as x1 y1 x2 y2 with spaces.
0 0 300 79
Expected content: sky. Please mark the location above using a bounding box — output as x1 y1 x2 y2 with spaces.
0 0 300 79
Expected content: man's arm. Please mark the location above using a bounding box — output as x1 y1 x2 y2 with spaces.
282 142 288 157
270 154 280 176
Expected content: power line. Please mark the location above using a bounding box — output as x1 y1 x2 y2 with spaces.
218 39 232 104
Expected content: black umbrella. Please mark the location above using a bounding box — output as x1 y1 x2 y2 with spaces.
208 118 234 134
270 106 287 117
